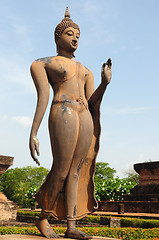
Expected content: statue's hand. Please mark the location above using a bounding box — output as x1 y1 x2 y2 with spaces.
29 136 40 166
101 58 112 85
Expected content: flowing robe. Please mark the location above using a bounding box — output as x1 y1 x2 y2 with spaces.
35 102 101 220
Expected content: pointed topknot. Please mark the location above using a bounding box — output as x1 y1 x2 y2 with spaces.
65 7 70 18
55 7 80 43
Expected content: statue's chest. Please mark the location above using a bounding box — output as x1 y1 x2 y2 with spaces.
46 59 87 83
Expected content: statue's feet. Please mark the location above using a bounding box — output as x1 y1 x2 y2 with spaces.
36 218 59 238
65 229 92 239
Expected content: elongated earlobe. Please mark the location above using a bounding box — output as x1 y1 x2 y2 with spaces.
56 44 59 53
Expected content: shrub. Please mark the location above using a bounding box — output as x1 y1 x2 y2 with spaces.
121 217 159 229
17 210 41 217
17 211 159 229
0 226 159 239
95 177 137 201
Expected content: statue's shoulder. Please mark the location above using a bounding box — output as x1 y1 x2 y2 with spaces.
76 61 93 75
83 64 94 78
35 56 56 66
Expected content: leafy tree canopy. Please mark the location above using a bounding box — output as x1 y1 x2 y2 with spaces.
95 177 138 201
125 169 139 184
94 162 138 201
94 162 116 182
0 166 49 207
0 163 138 206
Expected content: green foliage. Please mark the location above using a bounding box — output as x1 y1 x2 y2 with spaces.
94 162 138 201
24 186 40 207
17 211 159 229
0 226 159 239
0 182 3 192
0 166 49 207
0 162 138 207
127 173 139 184
125 169 139 184
0 226 40 235
17 211 101 222
94 162 116 182
18 210 53 218
121 217 159 229
95 177 137 201
80 215 101 223
18 210 41 217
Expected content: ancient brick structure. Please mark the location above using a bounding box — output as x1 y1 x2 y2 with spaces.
125 161 159 201
98 200 159 213
98 161 159 214
0 155 17 223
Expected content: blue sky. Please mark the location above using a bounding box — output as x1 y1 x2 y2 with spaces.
0 0 159 178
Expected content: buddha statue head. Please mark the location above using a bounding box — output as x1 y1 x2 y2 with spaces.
54 7 80 57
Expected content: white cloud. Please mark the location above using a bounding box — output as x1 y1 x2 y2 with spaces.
0 114 32 129
12 116 32 128
0 114 8 122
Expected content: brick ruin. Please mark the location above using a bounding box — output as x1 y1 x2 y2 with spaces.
0 155 17 224
126 161 159 201
98 161 159 214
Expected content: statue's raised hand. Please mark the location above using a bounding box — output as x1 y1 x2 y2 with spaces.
29 136 40 166
101 58 112 85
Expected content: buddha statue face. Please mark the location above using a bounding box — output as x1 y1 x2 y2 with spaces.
56 27 80 55
54 7 80 57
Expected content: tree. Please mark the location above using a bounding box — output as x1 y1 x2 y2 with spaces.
94 162 138 201
0 166 49 207
124 167 139 184
94 162 116 183
95 177 138 201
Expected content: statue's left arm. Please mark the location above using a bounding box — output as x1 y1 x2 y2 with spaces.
86 58 112 112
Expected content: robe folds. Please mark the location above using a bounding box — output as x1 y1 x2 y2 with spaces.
35 106 101 220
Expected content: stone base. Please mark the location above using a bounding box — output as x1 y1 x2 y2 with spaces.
100 217 120 227
124 184 159 201
98 200 159 213
0 192 17 223
0 235 119 240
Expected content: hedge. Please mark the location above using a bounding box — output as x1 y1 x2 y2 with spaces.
0 226 159 239
17 211 159 228
120 217 159 228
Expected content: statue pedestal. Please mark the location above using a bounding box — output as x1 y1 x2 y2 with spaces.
0 155 17 223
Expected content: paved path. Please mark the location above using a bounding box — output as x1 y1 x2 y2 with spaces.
0 235 119 240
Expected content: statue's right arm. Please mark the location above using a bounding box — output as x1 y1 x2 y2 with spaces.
87 59 112 113
29 60 50 165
